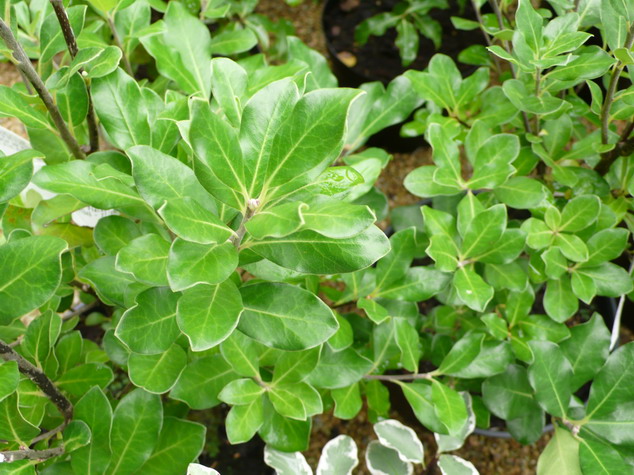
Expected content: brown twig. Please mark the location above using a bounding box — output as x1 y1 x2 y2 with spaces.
0 18 85 160
49 0 100 153
0 446 64 463
0 339 73 426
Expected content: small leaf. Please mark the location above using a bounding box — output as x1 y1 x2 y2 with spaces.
432 380 469 436
453 266 494 312
226 399 263 444
263 446 312 475
536 427 581 475
128 344 187 394
365 440 413 475
316 435 359 475
167 240 238 292
218 379 264 406
373 419 424 464
438 455 480 475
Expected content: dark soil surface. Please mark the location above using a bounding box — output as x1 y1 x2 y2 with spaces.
322 0 486 85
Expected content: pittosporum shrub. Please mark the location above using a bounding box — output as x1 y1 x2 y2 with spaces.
1 0 634 473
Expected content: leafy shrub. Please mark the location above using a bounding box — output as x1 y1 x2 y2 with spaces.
1 0 634 473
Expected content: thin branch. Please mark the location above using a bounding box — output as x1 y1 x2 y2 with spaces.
0 18 85 160
106 15 133 76
49 0 100 153
61 300 99 321
0 446 64 463
0 339 73 424
231 201 257 248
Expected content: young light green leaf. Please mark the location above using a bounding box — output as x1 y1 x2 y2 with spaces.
332 383 363 419
115 234 169 286
177 280 243 351
0 150 39 203
536 426 581 475
453 266 494 312
94 215 142 255
0 361 18 403
558 195 600 232
218 378 264 405
159 197 234 244
167 240 238 292
115 287 181 354
226 399 263 444
436 333 485 376
128 344 187 394
432 380 469 436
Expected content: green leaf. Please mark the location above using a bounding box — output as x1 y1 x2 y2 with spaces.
127 145 216 211
189 98 247 206
516 0 543 53
585 343 634 444
301 202 376 239
365 441 412 475
576 262 633 297
159 197 234 244
116 287 180 354
0 150 39 203
260 398 311 452
553 233 588 262
395 19 418 66
307 346 372 389
437 333 485 376
453 266 494 312
78 256 147 307
94 215 142 255
210 28 258 55
438 455 479 475
247 226 390 274
92 69 151 149
128 344 187 394
264 88 362 192
238 282 338 350
493 177 548 209
560 314 610 390
106 389 162 475
399 382 446 434
0 87 51 130
39 5 87 63
226 399 263 444
210 57 247 127
358 298 389 324
56 363 114 397
170 355 238 410
332 383 363 419
432 380 469 436
452 341 514 379
394 318 420 372
272 346 321 385
460 205 507 258
527 341 573 418
0 361 19 403
374 228 417 291
405 166 463 197
72 387 112 474
547 46 615 82
544 277 579 322
558 195 600 232
536 426 581 475
246 202 306 239
316 435 359 475
585 228 629 266
482 364 541 420
63 420 91 453
269 382 322 420
578 438 631 475
218 378 264 405
220 331 261 378
0 394 40 445
405 55 462 111
177 280 242 351
22 310 61 368
115 234 169 286
33 161 155 221
139 417 206 475
373 419 424 464
0 236 66 322
263 446 312 475
167 240 238 292
373 267 451 301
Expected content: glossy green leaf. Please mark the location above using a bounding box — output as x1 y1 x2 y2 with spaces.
78 256 147 307
56 363 114 397
460 205 507 258
307 346 372 389
139 417 206 475
72 387 112 474
0 236 66 322
585 228 629 266
246 202 306 239
493 177 548 209
116 287 181 354
220 330 261 378
399 382 446 434
0 150 39 203
62 420 91 453
106 389 162 475
0 394 40 445
170 355 238 409
544 276 578 322
247 226 390 274
218 378 264 405
239 282 337 350
94 215 142 255
332 383 363 419
0 361 19 403
536 426 581 475
177 280 243 351
482 364 541 420
116 234 169 286
159 197 234 244
527 341 573 418
453 266 494 312
301 202 376 239
437 332 485 376
259 398 311 452
272 346 321 385
226 398 263 444
558 195 600 232
167 240 238 292
432 380 469 436
578 438 631 475
128 344 187 394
